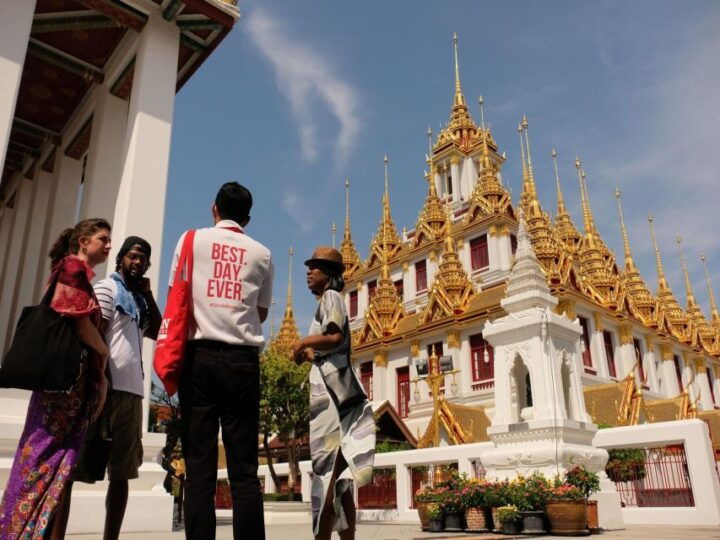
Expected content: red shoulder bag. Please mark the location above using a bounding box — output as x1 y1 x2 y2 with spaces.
153 230 195 396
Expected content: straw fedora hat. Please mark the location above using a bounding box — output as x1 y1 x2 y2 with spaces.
304 246 345 273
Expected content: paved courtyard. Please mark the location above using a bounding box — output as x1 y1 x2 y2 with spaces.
66 522 720 539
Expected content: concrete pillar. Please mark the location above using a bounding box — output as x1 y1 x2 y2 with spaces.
644 336 661 393
0 0 36 168
659 343 680 396
449 157 461 203
617 325 637 380
0 203 17 285
11 168 53 324
0 175 37 353
589 318 609 379
80 86 129 221
693 358 714 411
32 152 84 297
110 12 179 429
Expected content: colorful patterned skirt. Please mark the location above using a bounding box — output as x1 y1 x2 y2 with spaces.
0 356 90 539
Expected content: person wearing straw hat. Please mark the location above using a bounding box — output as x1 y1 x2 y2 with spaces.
293 247 375 540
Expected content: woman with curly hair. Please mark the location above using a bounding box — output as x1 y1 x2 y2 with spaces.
0 218 112 539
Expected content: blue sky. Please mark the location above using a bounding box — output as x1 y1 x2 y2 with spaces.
160 0 720 334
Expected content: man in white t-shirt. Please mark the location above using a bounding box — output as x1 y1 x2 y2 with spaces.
73 235 162 540
168 182 273 540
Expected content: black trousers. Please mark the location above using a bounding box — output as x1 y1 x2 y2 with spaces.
179 340 265 540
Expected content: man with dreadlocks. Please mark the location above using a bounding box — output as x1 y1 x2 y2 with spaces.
72 236 162 540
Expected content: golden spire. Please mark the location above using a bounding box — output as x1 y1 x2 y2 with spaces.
701 254 720 326
421 202 474 323
358 243 404 343
521 115 539 202
615 187 635 270
518 123 529 204
340 177 362 279
676 237 699 310
414 145 447 247
464 122 512 221
270 246 301 357
677 238 711 345
648 213 669 291
552 148 581 251
478 95 486 130
615 188 656 324
576 156 595 235
453 32 464 107
368 155 402 268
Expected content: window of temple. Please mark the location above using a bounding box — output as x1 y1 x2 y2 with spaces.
367 280 377 302
470 333 493 381
396 366 410 418
349 290 358 319
394 279 403 301
446 173 453 196
603 330 617 379
578 316 593 367
633 338 646 385
708 367 716 405
510 234 518 256
415 260 427 293
470 234 489 271
360 362 373 400
673 355 683 390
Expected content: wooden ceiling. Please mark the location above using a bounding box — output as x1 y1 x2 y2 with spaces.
2 0 237 194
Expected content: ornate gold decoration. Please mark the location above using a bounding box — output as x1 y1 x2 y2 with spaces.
701 254 720 355
618 325 633 346
615 188 658 326
660 342 674 362
416 346 488 448
693 357 707 374
678 237 713 350
645 335 654 352
552 148 581 253
556 298 577 320
358 249 404 343
593 312 605 333
340 178 362 280
373 350 388 368
413 158 449 247
367 155 402 268
583 373 644 426
269 247 301 357
420 205 475 324
646 390 697 422
410 340 420 357
574 158 620 308
648 214 692 343
446 330 460 349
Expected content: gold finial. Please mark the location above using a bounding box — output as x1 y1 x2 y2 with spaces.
331 221 337 248
518 123 528 186
676 236 696 307
701 254 720 320
344 177 351 239
478 95 486 130
576 157 594 234
552 147 566 212
340 177 362 278
453 32 464 105
615 187 633 266
575 155 581 170
521 116 538 199
287 245 294 308
648 212 668 287
427 126 433 156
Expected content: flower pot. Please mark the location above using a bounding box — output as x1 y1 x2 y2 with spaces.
444 511 463 531
587 500 599 533
417 502 430 530
546 500 590 536
429 517 444 532
521 510 546 534
501 520 522 535
464 507 489 531
491 507 501 532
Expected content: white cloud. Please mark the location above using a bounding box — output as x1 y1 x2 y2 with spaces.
246 7 361 164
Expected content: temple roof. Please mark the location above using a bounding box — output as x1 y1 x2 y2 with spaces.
583 374 645 427
418 400 491 448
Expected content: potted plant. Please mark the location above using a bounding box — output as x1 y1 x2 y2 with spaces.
426 503 444 533
514 473 549 533
496 504 522 535
546 484 589 536
461 479 490 532
565 466 601 533
438 486 464 531
605 448 646 483
414 485 436 531
485 480 510 532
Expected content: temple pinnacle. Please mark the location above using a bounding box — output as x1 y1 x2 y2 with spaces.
478 95 486 129
552 148 566 212
648 213 669 290
615 187 634 268
676 236 697 308
701 254 720 322
453 32 464 106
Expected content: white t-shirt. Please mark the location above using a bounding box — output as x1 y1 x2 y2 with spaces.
94 278 145 397
168 220 274 347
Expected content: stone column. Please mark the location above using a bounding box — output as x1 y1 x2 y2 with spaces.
0 0 36 168
33 152 84 299
659 343 680 396
0 204 16 286
617 325 637 380
449 156 461 203
0 175 37 353
13 169 54 321
111 12 180 429
589 314 610 379
693 357 714 411
372 351 388 402
79 85 129 272
644 336 661 393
